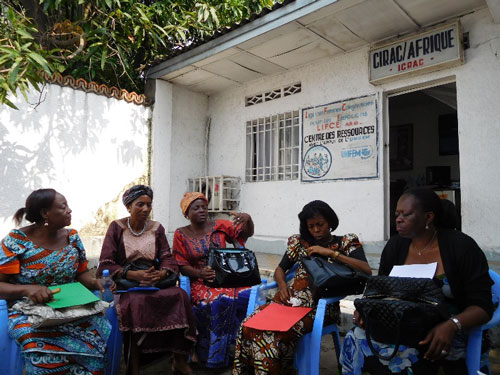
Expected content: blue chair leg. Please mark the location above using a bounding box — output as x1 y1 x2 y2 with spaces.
466 327 482 375
295 333 310 375
310 299 328 375
1 299 24 374
106 302 123 375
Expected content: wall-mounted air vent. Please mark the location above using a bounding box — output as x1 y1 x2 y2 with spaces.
245 82 301 107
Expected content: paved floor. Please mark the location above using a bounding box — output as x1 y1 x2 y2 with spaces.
119 333 340 374
115 252 500 374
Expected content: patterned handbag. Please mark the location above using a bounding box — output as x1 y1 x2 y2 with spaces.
354 275 449 360
205 230 261 288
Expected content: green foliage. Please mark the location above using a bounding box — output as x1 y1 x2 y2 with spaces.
0 2 62 108
0 0 279 107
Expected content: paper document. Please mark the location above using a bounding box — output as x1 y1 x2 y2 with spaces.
46 282 100 309
389 263 437 279
243 303 312 332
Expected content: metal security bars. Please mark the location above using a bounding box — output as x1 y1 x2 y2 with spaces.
246 110 300 182
187 176 241 212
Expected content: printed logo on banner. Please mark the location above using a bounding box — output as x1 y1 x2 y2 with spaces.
303 145 332 178
341 145 374 160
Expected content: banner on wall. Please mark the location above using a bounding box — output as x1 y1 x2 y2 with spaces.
301 95 378 182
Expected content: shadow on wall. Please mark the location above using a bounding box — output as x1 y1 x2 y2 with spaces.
0 84 147 221
79 176 149 237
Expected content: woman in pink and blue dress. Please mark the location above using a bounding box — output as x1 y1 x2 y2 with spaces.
172 192 254 369
0 188 110 375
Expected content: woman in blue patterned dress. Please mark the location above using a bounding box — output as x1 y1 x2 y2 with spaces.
0 189 111 375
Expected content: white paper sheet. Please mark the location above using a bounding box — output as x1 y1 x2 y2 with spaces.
389 263 437 279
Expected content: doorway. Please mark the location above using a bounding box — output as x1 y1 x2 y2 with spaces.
388 82 460 236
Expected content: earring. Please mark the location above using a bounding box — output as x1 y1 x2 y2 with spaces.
425 223 429 230
44 219 48 226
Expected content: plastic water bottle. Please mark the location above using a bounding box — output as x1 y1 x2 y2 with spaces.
101 269 114 302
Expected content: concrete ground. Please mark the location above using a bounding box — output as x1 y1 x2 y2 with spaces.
116 252 500 374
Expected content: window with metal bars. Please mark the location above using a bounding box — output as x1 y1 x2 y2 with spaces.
245 110 300 182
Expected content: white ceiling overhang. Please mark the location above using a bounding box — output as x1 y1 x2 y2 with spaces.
146 0 492 96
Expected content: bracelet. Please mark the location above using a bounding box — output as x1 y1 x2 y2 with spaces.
331 250 340 259
449 316 462 331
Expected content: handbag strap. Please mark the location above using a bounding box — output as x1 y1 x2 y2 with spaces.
209 229 241 249
363 308 402 361
365 324 402 361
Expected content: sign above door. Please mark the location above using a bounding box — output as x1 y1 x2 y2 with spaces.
369 21 464 85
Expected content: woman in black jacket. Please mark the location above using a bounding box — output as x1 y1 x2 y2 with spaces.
340 188 493 375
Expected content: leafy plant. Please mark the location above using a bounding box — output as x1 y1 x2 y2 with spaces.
0 0 279 108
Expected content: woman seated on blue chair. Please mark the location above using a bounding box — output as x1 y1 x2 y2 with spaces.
233 200 371 375
340 188 494 375
97 185 196 375
0 188 111 375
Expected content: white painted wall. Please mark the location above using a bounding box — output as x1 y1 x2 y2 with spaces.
154 8 500 263
151 81 208 232
207 49 384 244
0 84 150 259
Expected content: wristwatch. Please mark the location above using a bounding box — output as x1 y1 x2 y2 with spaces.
449 316 462 331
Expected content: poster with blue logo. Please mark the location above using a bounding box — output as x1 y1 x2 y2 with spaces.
301 94 378 182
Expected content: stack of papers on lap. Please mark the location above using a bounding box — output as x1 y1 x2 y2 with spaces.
243 303 312 332
389 262 437 279
47 282 100 309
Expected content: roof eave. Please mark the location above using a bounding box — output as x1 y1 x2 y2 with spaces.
146 0 340 79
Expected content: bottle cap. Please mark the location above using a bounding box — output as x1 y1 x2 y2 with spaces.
103 269 110 277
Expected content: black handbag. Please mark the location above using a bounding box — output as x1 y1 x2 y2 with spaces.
302 255 367 297
204 230 261 288
116 260 179 290
354 275 449 360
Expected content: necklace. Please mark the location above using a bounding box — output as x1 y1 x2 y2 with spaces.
413 231 437 256
127 217 147 237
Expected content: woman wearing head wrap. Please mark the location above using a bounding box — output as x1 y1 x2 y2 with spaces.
97 185 196 375
172 192 254 369
233 200 371 375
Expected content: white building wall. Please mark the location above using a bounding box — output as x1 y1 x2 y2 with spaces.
156 8 500 263
151 81 208 232
207 48 383 245
0 84 151 261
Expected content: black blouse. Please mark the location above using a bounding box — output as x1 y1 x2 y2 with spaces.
379 228 494 317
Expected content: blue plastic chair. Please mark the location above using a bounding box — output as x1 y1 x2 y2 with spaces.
180 275 190 300
0 274 193 375
0 297 122 375
246 263 344 375
466 270 500 375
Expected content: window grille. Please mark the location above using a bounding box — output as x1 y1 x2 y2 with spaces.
245 82 301 107
283 82 301 96
246 110 300 182
264 89 281 101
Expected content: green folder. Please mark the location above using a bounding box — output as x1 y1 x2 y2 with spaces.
46 282 100 309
